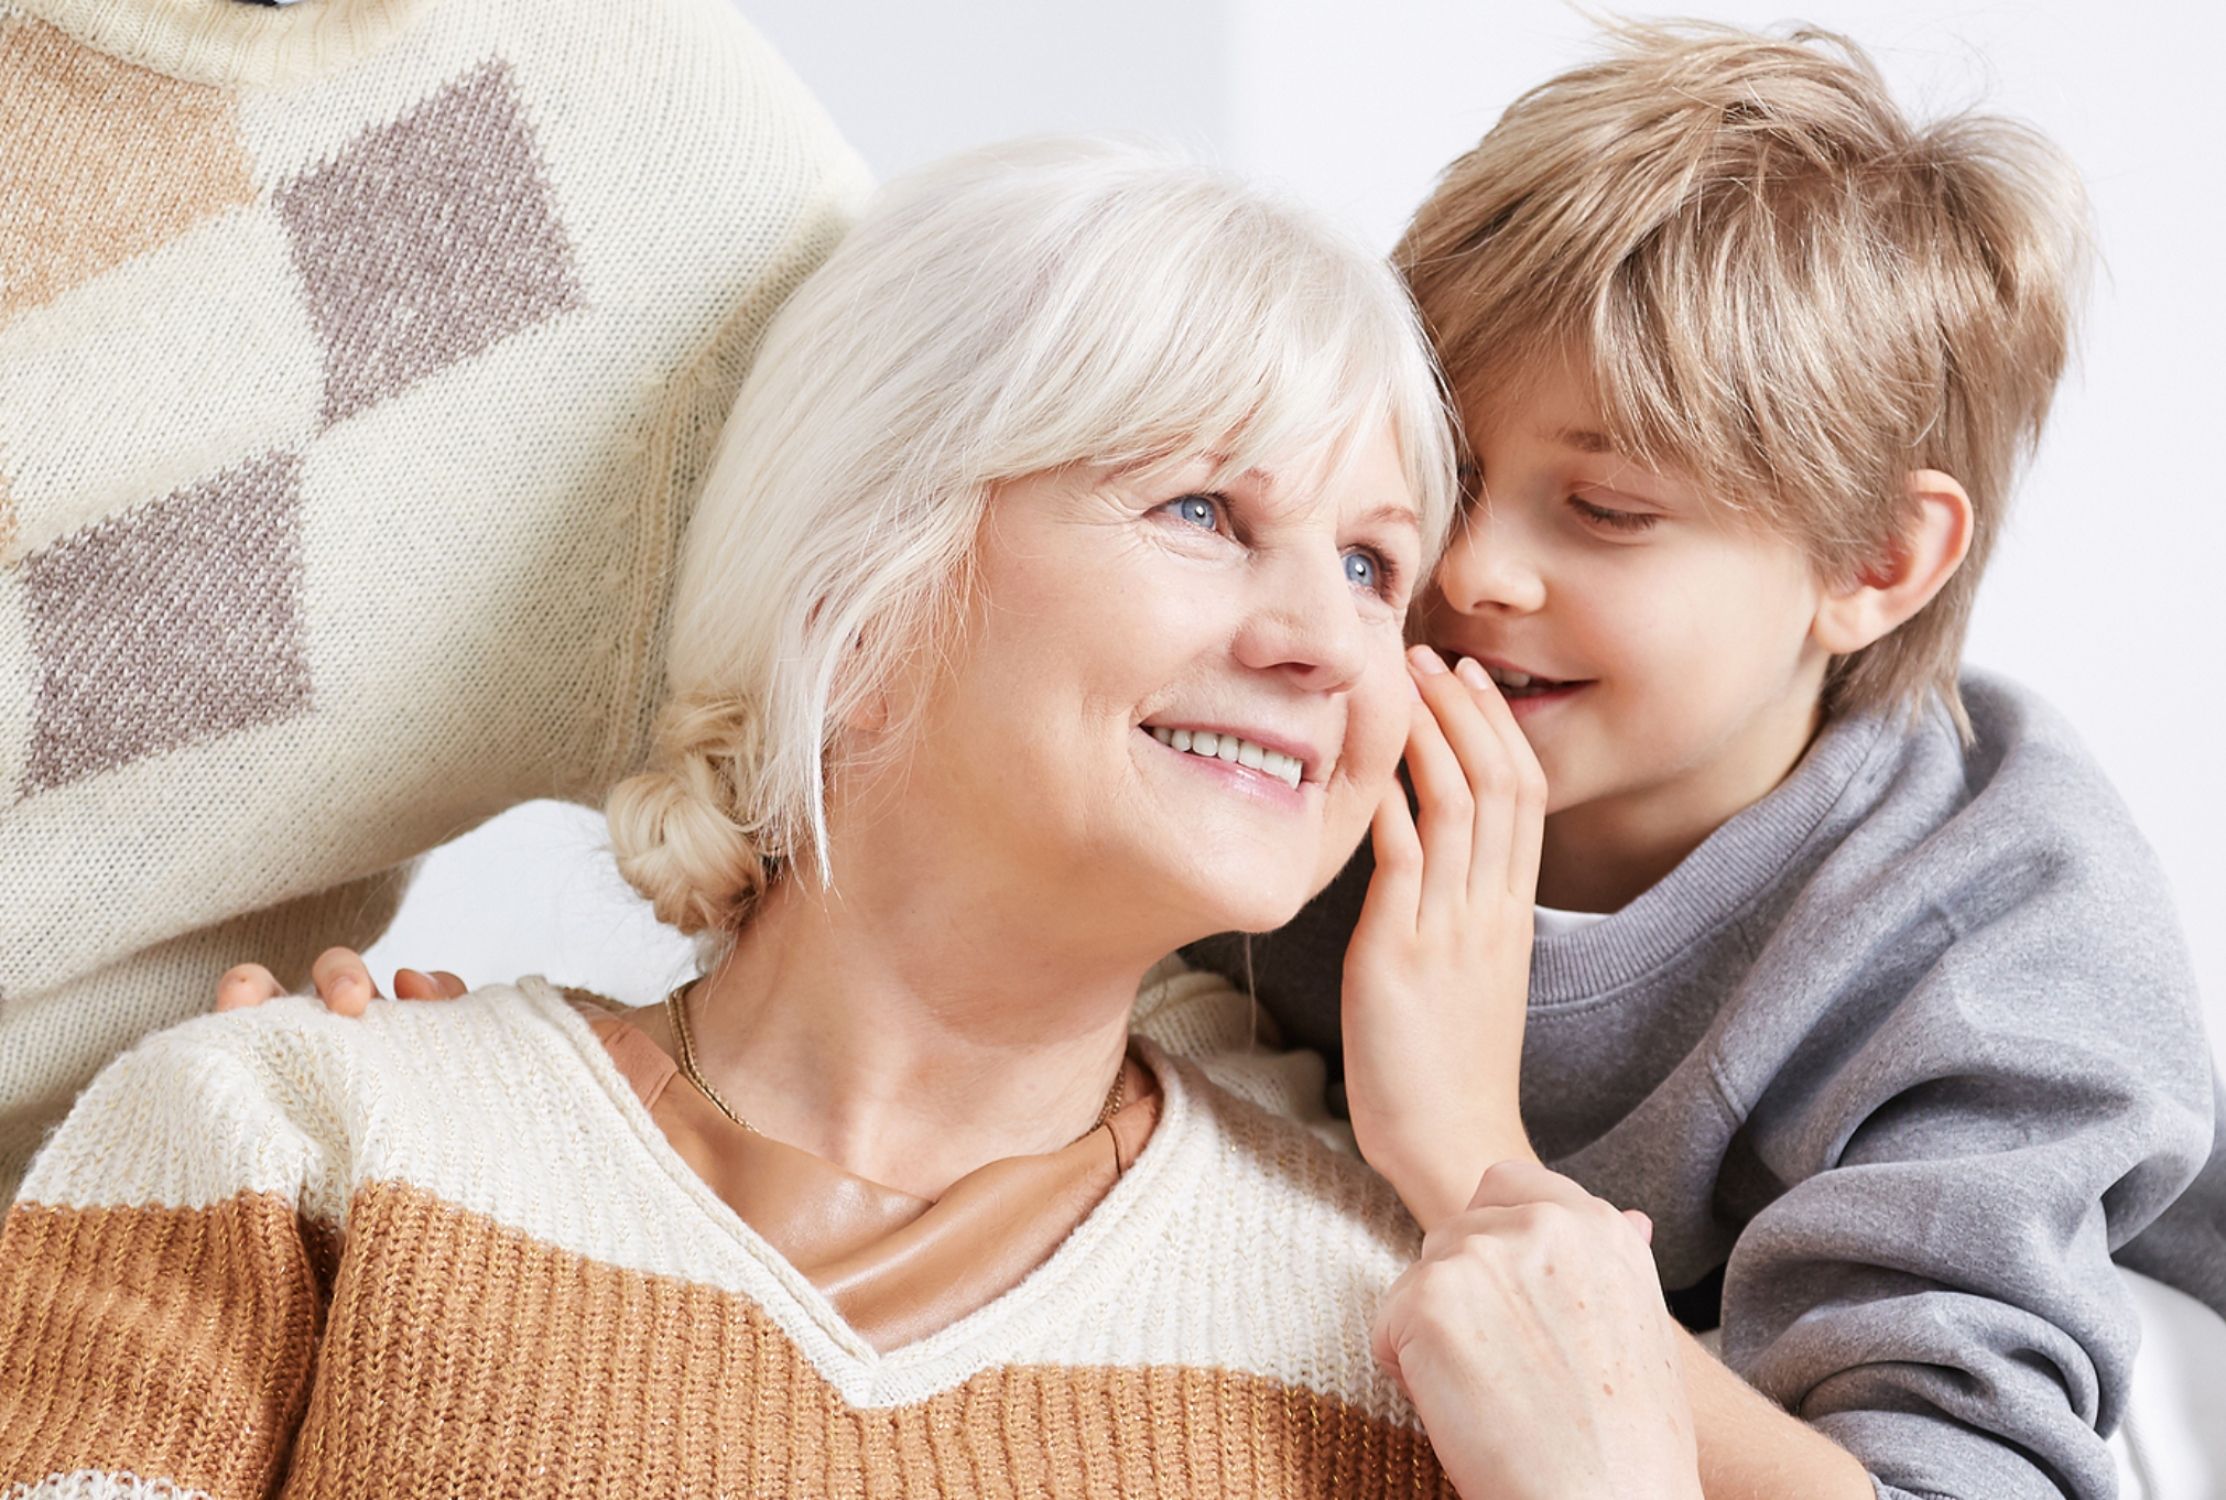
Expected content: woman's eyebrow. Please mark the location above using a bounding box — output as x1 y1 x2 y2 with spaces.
1355 500 1422 532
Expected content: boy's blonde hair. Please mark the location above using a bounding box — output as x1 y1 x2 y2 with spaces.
1398 21 2089 732
605 138 1457 947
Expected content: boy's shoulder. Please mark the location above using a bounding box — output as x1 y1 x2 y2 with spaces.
1821 667 2163 904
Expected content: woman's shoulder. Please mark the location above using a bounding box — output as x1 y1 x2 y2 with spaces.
160 974 586 1082
18 978 607 1212
1147 1042 1414 1243
1024 1039 1421 1436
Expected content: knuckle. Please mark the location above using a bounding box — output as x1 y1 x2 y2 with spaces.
1479 1159 1530 1190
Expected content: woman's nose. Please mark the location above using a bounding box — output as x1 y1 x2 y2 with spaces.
1231 553 1370 692
1435 505 1546 616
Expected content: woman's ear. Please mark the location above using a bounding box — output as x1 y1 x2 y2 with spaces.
1812 469 1974 655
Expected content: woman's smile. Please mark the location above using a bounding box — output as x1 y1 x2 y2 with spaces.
1138 720 1321 808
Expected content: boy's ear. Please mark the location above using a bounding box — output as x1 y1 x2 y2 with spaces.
1812 469 1974 655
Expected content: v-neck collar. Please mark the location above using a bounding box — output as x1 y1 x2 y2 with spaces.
572 995 1162 1354
519 975 1201 1407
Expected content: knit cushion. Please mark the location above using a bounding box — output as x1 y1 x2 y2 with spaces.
0 0 871 1202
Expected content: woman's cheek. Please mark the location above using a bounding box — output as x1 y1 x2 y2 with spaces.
1346 672 1414 794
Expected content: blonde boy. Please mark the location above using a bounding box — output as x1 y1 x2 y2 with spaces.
1217 23 2223 1500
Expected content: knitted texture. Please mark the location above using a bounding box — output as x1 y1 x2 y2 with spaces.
0 0 872 1204
0 976 1452 1497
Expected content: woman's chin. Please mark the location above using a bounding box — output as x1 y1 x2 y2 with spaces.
1164 882 1315 949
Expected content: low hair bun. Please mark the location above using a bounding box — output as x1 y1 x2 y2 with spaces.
605 698 771 939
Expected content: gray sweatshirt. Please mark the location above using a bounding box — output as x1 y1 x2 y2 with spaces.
1191 670 2221 1500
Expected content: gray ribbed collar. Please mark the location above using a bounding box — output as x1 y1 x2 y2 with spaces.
1530 707 1899 1004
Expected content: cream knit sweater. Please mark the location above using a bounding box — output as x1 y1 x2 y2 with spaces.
0 0 871 1203
0 966 1451 1497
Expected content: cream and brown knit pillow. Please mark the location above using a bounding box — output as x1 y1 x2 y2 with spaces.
0 0 871 1202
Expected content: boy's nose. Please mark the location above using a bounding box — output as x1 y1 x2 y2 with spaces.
1435 506 1546 615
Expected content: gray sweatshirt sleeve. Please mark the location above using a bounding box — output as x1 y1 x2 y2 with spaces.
1716 853 2214 1500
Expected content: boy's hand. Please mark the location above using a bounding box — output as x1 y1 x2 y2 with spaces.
1373 1160 1700 1500
1343 646 1546 1229
215 948 468 1017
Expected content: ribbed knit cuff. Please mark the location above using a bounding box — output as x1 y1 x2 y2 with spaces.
13 0 438 86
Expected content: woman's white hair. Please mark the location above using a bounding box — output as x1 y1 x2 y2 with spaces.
607 136 1458 947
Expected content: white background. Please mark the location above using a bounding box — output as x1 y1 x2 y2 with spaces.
368 4 2224 1488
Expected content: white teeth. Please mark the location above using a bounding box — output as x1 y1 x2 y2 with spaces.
1491 668 1533 689
1143 725 1305 789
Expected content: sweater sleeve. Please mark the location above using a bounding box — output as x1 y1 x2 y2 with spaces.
0 1011 340 1498
1717 884 2214 1500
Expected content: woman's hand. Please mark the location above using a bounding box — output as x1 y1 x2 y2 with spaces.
1373 1160 1701 1500
1342 645 1546 1228
215 948 468 1017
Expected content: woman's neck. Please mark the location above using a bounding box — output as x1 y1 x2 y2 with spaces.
678 872 1148 1198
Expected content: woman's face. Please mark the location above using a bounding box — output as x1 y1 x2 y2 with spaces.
872 420 1424 950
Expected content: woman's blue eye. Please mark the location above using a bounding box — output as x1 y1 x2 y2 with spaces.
1171 495 1219 529
1344 550 1379 589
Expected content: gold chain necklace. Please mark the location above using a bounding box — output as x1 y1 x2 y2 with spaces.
662 981 1127 1144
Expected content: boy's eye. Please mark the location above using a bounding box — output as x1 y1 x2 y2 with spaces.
1570 496 1659 533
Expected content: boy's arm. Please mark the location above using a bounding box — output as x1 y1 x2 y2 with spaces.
0 1013 337 1494
1716 922 2214 1500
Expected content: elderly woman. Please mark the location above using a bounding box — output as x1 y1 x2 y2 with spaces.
0 141 1691 1498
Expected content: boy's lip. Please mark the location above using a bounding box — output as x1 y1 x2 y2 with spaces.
1456 653 1594 717
1500 680 1589 719
1456 652 1588 687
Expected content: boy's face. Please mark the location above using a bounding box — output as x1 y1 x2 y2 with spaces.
1421 357 1834 838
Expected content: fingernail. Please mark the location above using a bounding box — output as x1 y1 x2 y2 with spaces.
1455 656 1490 690
1407 644 1448 675
333 977 368 1007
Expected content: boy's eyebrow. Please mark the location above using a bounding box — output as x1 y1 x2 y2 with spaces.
1549 427 1618 455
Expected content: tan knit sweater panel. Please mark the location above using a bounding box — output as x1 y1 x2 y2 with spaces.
0 0 872 1204
0 970 1453 1497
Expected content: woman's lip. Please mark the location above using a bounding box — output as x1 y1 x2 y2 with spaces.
1138 727 1307 808
1138 720 1323 782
